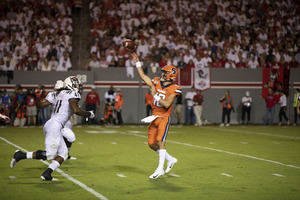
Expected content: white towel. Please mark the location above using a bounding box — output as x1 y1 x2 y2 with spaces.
141 115 159 123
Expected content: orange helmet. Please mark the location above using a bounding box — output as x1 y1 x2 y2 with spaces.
161 65 178 81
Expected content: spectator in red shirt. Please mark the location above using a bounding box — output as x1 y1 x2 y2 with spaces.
193 90 204 126
263 88 280 125
26 88 37 126
211 57 224 68
84 85 100 124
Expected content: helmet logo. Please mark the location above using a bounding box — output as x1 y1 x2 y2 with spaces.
172 68 176 74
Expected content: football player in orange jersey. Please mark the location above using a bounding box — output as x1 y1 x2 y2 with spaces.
132 52 182 179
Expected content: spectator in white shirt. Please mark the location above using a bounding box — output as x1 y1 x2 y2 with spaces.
41 60 51 71
86 53 101 70
48 55 59 71
247 55 259 69
278 91 290 126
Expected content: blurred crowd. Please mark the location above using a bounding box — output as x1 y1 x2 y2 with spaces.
0 0 73 71
87 0 300 71
0 84 50 126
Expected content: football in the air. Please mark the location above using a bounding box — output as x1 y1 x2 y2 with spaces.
123 39 137 51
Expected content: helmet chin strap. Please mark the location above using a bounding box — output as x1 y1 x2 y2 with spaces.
160 77 166 82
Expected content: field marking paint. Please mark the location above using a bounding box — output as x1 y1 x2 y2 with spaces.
116 174 127 178
114 130 300 170
111 142 117 145
272 142 280 144
241 142 248 144
209 142 215 144
9 176 16 179
0 137 109 200
169 173 180 177
220 173 233 177
85 130 118 134
203 127 300 140
272 173 285 177
127 131 144 134
55 174 83 177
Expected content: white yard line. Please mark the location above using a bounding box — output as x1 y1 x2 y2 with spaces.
220 173 233 177
203 127 300 140
0 137 109 200
272 173 285 177
110 130 300 170
168 173 180 177
116 174 127 178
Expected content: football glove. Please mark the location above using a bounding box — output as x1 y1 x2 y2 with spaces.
85 111 95 119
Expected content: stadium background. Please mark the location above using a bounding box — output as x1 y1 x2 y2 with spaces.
1 68 299 124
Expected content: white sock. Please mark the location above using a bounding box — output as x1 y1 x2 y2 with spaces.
165 152 174 162
156 150 173 162
49 160 60 171
26 152 33 159
157 149 166 171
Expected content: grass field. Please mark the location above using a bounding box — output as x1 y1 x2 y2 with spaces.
0 125 300 200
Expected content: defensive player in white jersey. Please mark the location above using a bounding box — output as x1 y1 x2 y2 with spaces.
10 76 95 181
48 80 77 160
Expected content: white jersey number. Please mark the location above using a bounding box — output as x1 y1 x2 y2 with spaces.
153 92 166 107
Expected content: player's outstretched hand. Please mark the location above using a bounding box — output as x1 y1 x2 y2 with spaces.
132 52 139 63
89 111 95 119
85 111 95 119
0 115 10 123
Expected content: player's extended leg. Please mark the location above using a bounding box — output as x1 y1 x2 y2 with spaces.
63 137 77 160
62 126 77 160
148 117 177 179
10 150 47 168
40 156 64 181
41 133 68 181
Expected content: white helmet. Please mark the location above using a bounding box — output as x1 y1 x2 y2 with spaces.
64 76 83 93
54 80 64 91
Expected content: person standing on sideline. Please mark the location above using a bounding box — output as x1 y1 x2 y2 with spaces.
185 86 196 124
26 88 37 126
115 88 124 125
297 94 300 116
10 76 95 181
173 94 183 124
84 85 100 124
241 91 252 124
278 91 290 126
104 85 116 105
193 90 204 126
219 90 234 126
36 85 49 125
263 88 279 125
145 89 153 116
131 52 181 179
293 89 300 125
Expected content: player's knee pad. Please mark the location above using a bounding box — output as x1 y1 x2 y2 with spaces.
36 150 47 160
61 127 76 143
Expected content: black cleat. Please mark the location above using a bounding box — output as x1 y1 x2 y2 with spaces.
41 169 58 181
10 150 24 168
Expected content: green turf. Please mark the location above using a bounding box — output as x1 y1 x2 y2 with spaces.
0 125 300 200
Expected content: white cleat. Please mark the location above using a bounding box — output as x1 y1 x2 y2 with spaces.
40 175 59 181
165 158 178 174
10 150 22 168
68 156 77 160
149 168 165 179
